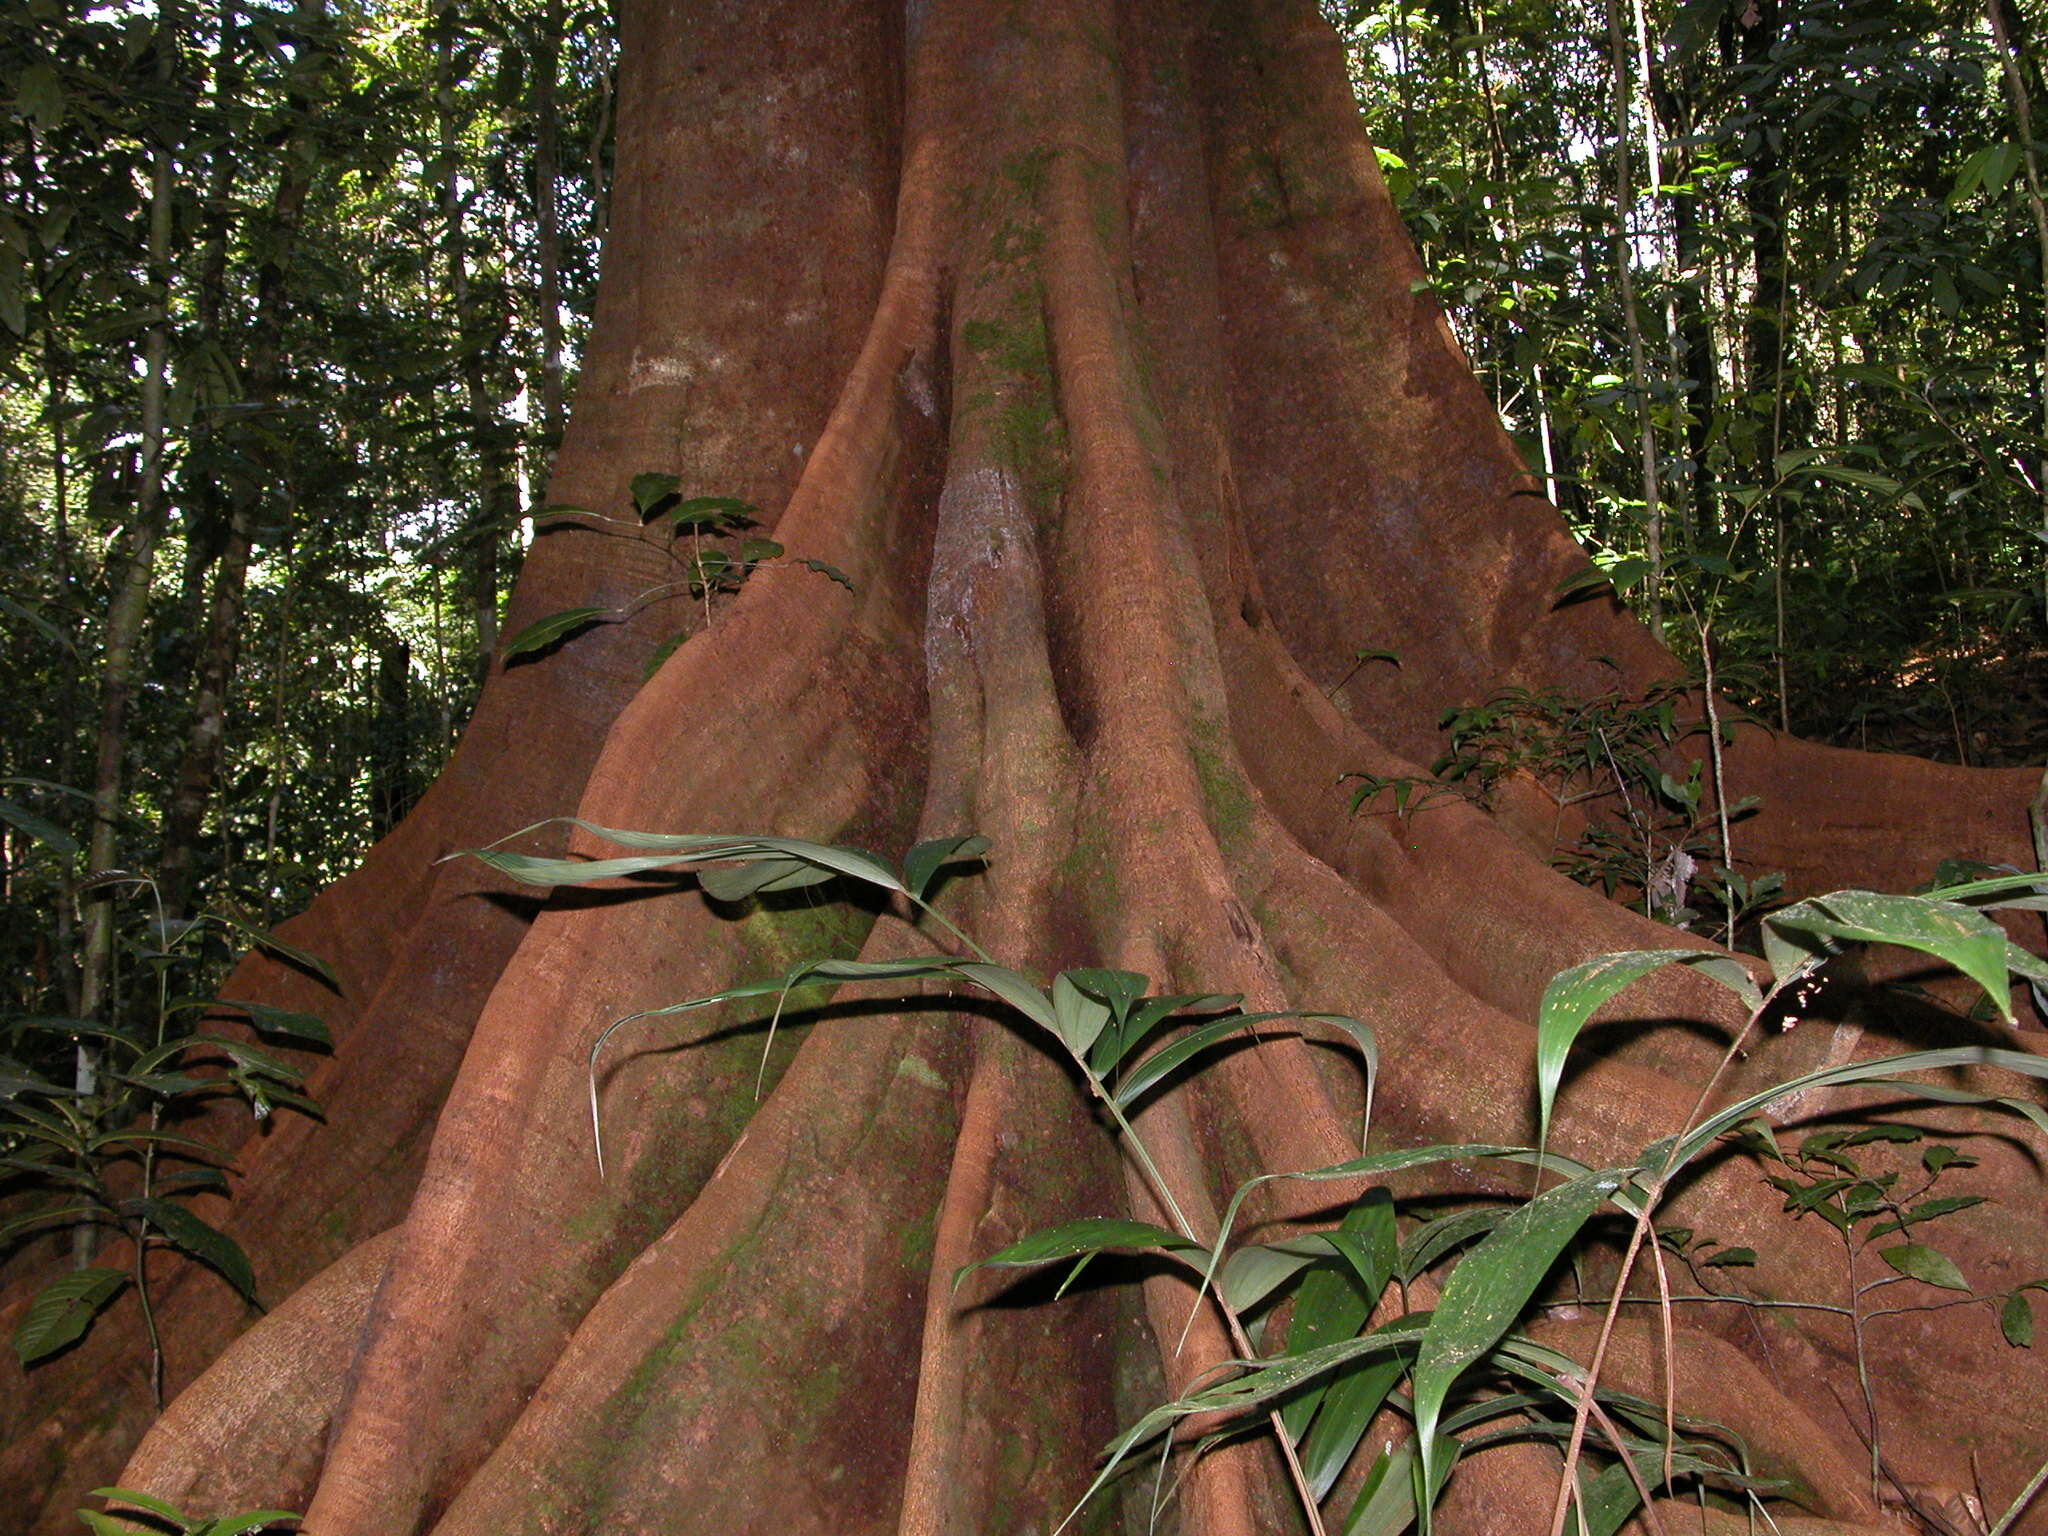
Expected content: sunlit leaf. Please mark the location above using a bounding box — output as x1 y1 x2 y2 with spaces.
500 606 609 659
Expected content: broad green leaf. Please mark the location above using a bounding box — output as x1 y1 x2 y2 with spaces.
130 1199 258 1304
1049 972 1110 1058
956 963 1058 1033
86 1488 184 1523
1285 1189 1399 1497
737 537 784 563
665 494 755 526
1062 968 1148 1022
483 825 906 896
1111 1010 1371 1113
213 999 332 1047
0 796 77 855
1534 948 1697 1153
13 60 62 130
2004 1291 2034 1347
1219 1234 1356 1315
901 834 991 900
471 850 718 886
1065 1322 1427 1529
1878 1242 1969 1292
1110 1011 1283 1106
955 1217 1203 1290
628 471 680 513
14 1267 127 1364
1399 1205 1511 1283
500 606 609 658
1200 1146 1596 1337
1410 1165 1631 1507
131 1035 303 1088
1091 992 1240 1076
696 856 836 903
1766 891 2011 1020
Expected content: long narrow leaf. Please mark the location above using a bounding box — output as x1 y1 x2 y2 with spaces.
1410 1165 1633 1518
1674 1046 2048 1170
1766 890 2012 1020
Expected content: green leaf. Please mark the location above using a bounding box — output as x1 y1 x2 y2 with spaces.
500 606 609 659
1878 1242 1969 1292
14 1267 127 1364
665 494 755 526
696 856 838 903
0 796 78 855
1284 1188 1399 1496
1049 972 1111 1058
86 1488 184 1524
1410 1166 1631 1504
1671 1056 2048 1171
479 823 906 897
628 471 680 514
1766 891 2012 1021
130 1200 258 1304
737 537 784 563
901 834 990 901
1700 1246 1756 1268
956 963 1058 1033
799 558 855 591
2003 1291 2034 1347
14 61 63 130
1534 949 1699 1152
210 917 340 993
1092 992 1240 1075
1111 1010 1372 1114
1064 969 1149 1023
0 1205 106 1244
955 1217 1203 1289
212 999 332 1047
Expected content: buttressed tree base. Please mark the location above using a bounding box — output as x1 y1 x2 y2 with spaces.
5 0 2044 1531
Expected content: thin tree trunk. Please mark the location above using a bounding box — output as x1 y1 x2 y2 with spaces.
532 0 566 452
157 0 326 919
75 0 184 1262
436 12 514 676
1607 0 1663 638
1987 0 2048 624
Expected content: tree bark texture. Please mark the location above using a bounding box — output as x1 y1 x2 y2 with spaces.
5 2 2043 1532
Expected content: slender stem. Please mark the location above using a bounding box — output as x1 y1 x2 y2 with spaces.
1089 1071 1326 1534
1989 1453 2048 1536
1586 1395 1669 1536
1697 627 1736 943
1547 975 1795 1536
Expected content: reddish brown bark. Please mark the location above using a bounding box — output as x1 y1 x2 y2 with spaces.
6 0 2043 1532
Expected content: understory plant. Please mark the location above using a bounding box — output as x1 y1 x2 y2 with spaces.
1345 679 1784 938
499 473 855 665
460 828 2048 1534
0 875 336 1402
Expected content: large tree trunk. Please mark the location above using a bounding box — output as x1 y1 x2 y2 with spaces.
6 1 2042 1532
